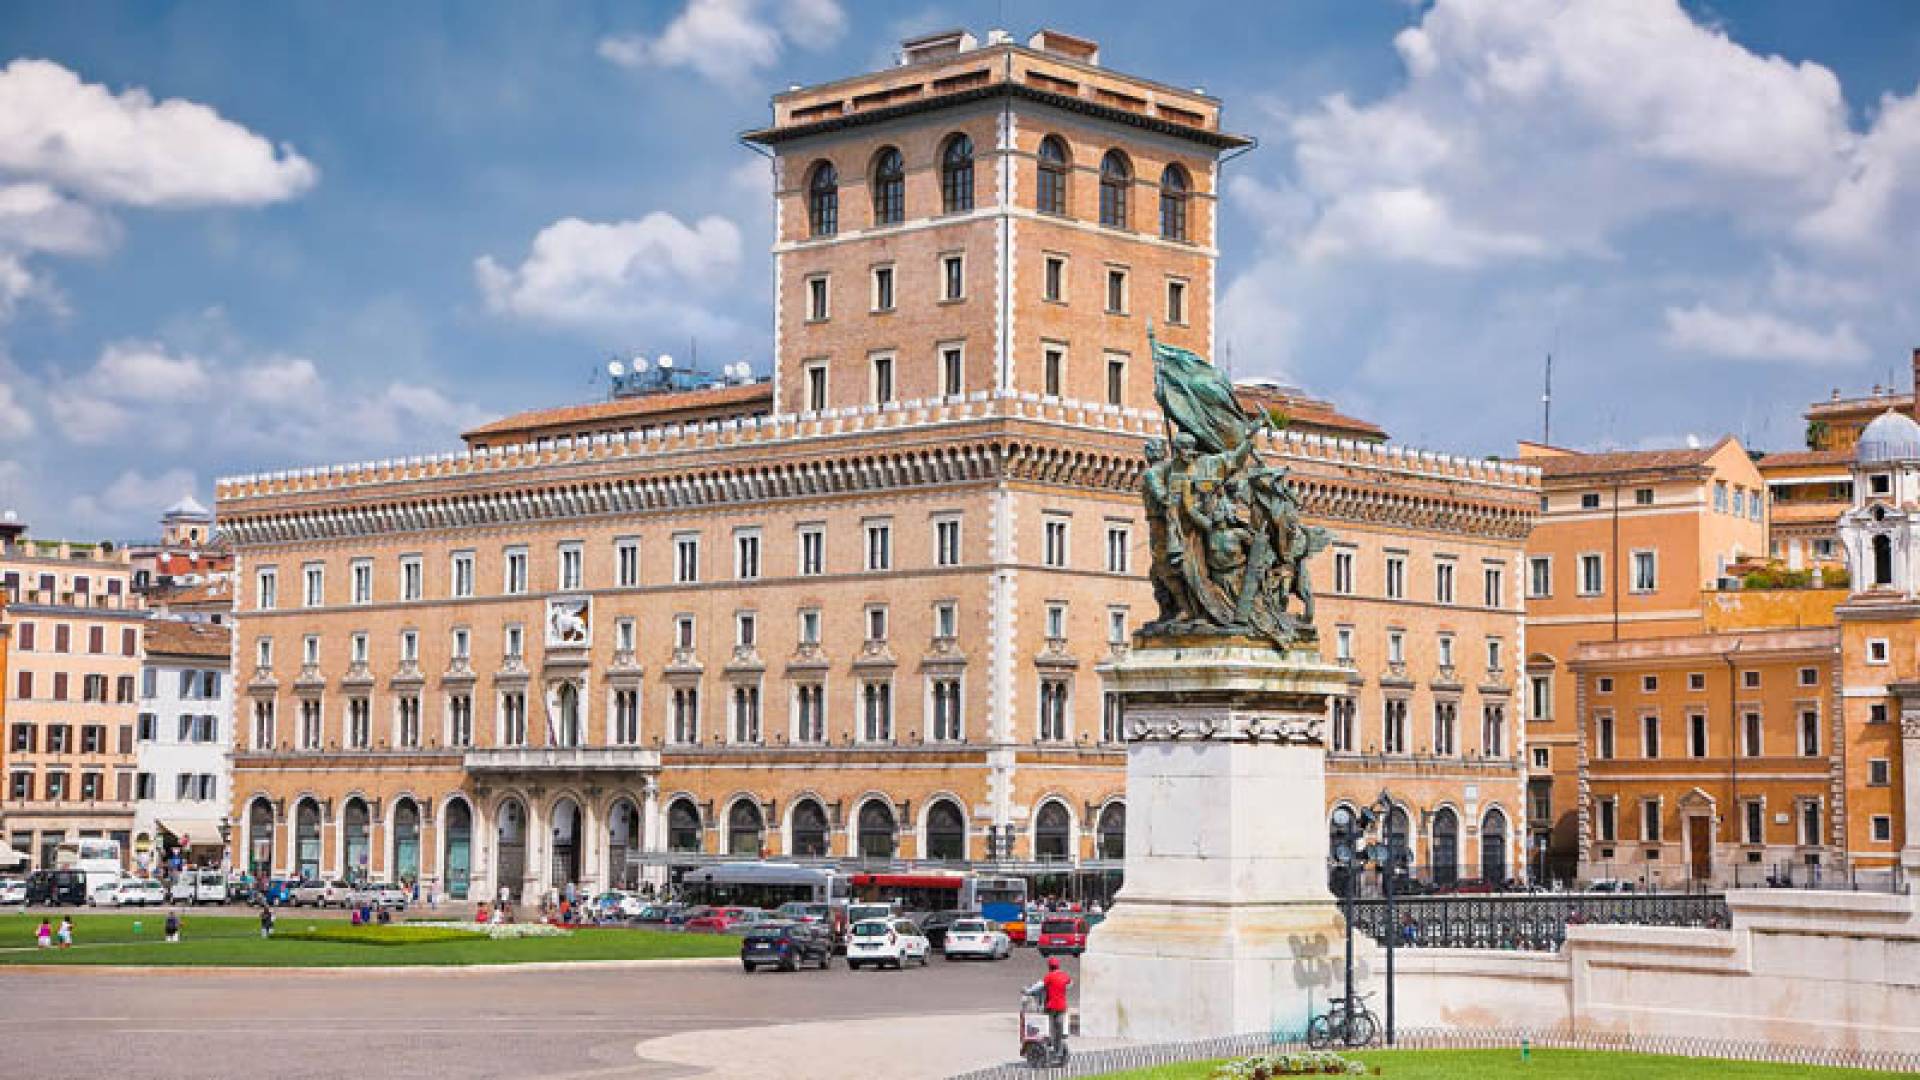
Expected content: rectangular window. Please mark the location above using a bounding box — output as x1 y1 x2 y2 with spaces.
941 253 964 302
451 551 475 598
1597 714 1615 760
1634 487 1654 506
400 629 419 664
1482 704 1506 757
1433 700 1457 756
1105 267 1128 314
615 618 635 653
504 547 528 594
935 517 962 567
303 635 320 666
1384 555 1405 599
256 568 277 611
871 264 894 312
930 678 963 742
1641 714 1660 758
1872 702 1890 725
1330 698 1355 752
1044 517 1069 568
1580 492 1601 510
1799 800 1821 846
400 555 423 601
865 606 888 643
1642 675 1658 692
1165 278 1187 325
1387 629 1405 665
1631 551 1656 592
1742 669 1761 690
350 632 369 665
557 544 582 592
806 274 829 321
1105 353 1126 406
1484 565 1503 607
1105 525 1129 574
936 602 959 640
1689 672 1706 691
1043 345 1065 398
871 352 895 404
1333 549 1354 595
1869 638 1890 664
501 691 528 747
1743 711 1763 757
1800 709 1821 756
1435 559 1455 604
865 520 892 572
451 627 470 660
449 693 474 748
674 616 695 651
1869 758 1892 786
798 609 820 646
256 637 273 671
1579 553 1604 595
1486 637 1503 672
615 538 639 588
735 612 757 648
1106 606 1127 645
1043 254 1066 303
1045 603 1067 640
1873 816 1893 843
1641 800 1661 843
1038 679 1069 742
798 525 824 576
675 534 700 584
1689 713 1708 758
351 559 373 604
505 625 524 659
862 681 893 742
1383 699 1408 755
731 684 762 744
1599 798 1618 843
940 344 964 397
1743 800 1764 844
1528 556 1551 598
1799 666 1819 687
610 688 638 746
347 697 371 750
805 363 828 412
793 684 824 744
302 563 324 607
734 530 761 580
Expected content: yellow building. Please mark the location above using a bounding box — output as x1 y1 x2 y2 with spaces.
1518 437 1767 879
218 29 1538 900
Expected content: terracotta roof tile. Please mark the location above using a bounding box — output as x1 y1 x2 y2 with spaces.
1531 441 1726 480
144 619 231 659
1757 449 1852 469
463 382 773 440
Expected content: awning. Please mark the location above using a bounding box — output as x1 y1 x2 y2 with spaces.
157 819 226 848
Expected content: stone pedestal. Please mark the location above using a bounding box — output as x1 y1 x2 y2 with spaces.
1080 637 1377 1042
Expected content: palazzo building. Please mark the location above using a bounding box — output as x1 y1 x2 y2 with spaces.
216 29 1538 901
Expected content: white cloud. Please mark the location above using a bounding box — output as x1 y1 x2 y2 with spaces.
67 466 198 535
90 340 211 400
0 59 316 208
1662 304 1868 366
0 381 34 441
597 0 844 86
232 355 324 406
0 182 116 256
1798 87 1920 255
475 211 743 332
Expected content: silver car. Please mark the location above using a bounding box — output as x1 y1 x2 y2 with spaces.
942 918 1012 961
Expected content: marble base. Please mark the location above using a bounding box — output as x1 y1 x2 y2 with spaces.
1079 636 1371 1041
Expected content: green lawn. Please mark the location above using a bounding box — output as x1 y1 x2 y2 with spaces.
1097 1049 1908 1079
0 914 740 967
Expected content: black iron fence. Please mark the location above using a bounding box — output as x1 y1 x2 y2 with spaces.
1348 892 1732 952
946 1026 1920 1079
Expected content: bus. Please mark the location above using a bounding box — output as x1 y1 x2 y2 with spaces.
847 872 1027 923
53 838 122 903
679 862 848 910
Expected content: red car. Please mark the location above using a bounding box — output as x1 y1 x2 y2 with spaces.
684 906 754 933
1036 917 1089 957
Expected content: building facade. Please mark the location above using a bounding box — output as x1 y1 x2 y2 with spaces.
0 522 144 870
134 619 233 872
217 29 1537 901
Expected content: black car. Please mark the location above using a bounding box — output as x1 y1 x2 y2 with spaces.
740 921 833 972
26 870 87 906
915 909 971 951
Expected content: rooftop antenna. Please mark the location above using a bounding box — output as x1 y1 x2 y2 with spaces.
1542 352 1553 445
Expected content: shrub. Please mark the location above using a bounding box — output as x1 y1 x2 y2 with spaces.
1209 1051 1367 1078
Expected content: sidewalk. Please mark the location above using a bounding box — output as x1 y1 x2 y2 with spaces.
633 1011 1130 1079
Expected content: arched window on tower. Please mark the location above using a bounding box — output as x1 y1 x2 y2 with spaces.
1099 150 1132 228
941 135 974 214
1160 164 1190 241
871 147 904 226
1874 533 1894 587
807 162 838 237
1037 137 1069 216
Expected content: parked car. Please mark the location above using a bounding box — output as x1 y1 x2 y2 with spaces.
88 878 133 907
1585 879 1637 894
668 905 710 928
124 879 168 906
684 906 757 933
774 901 831 924
592 890 645 920
846 917 930 970
258 877 300 906
0 878 26 905
635 902 684 925
941 917 1011 961
740 921 834 972
350 881 409 912
1037 916 1090 957
170 870 228 905
26 870 87 906
291 879 353 907
916 909 969 951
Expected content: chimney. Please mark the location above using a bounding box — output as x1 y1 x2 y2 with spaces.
899 29 976 65
1028 29 1100 66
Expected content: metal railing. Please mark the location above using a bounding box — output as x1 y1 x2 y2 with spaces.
1348 892 1732 952
1729 861 1908 894
946 1026 1920 1079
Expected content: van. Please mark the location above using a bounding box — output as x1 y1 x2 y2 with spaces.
26 870 87 906
169 870 227 905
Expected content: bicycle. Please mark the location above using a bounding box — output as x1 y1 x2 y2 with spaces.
1307 992 1379 1049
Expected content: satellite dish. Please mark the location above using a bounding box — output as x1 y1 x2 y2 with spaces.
658 354 675 370
607 360 626 378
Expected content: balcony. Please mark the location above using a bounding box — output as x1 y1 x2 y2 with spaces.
463 746 660 772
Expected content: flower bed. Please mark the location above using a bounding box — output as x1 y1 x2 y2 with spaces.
277 924 486 946
405 920 573 940
1210 1052 1368 1078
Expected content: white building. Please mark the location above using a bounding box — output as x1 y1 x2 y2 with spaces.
133 619 232 871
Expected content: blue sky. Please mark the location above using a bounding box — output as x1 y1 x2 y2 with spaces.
2 0 1919 537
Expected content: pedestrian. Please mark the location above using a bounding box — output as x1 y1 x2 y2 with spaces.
164 910 180 943
57 916 74 949
259 904 275 939
35 918 51 949
1026 956 1073 1059
475 902 490 925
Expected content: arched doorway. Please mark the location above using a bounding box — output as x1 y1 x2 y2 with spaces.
392 800 421 886
857 800 897 860
443 800 472 900
1482 808 1509 884
343 798 371 881
925 799 966 861
727 799 765 857
550 798 581 888
1432 808 1459 887
791 799 828 857
247 799 274 877
295 800 321 879
1096 803 1126 861
496 800 526 902
607 800 640 889
667 798 702 854
1035 801 1072 862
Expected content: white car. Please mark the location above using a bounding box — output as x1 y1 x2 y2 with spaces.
350 881 410 911
593 890 645 920
89 879 130 906
124 879 167 906
0 879 25 905
846 917 930 970
942 918 1011 961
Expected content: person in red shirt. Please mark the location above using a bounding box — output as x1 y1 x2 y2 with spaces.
1029 956 1073 1058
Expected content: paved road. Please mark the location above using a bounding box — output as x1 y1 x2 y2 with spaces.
0 948 1070 1080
